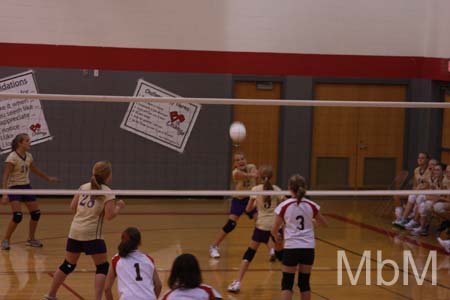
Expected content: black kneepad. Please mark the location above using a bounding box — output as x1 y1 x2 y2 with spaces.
298 273 311 292
222 219 237 233
281 272 295 291
243 247 256 262
59 260 76 275
12 212 23 224
96 262 109 275
30 210 41 221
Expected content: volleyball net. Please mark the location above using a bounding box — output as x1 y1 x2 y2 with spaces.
1 90 450 199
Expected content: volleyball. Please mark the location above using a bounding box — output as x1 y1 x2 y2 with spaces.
229 121 246 143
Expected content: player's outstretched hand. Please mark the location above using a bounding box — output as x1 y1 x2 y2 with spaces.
48 176 61 183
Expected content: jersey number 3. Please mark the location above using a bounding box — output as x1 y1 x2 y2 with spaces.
134 263 143 281
296 215 304 230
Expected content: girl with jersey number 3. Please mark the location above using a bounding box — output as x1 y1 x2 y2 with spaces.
272 175 327 300
105 227 162 300
44 161 125 300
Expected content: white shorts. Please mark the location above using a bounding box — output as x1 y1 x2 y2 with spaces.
408 194 426 205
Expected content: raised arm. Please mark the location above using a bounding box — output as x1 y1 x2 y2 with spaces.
104 199 125 221
2 162 12 204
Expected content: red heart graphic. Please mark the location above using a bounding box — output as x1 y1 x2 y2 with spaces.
29 123 42 132
170 111 185 123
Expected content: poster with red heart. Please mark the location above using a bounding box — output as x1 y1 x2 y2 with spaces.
0 70 52 154
120 79 201 153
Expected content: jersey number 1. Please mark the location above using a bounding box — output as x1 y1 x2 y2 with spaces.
134 263 143 281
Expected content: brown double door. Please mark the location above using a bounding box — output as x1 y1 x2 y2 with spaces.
233 81 281 182
311 83 406 189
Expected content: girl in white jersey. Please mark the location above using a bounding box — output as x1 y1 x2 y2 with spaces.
44 161 125 300
228 165 284 293
1 133 59 250
272 175 327 300
105 227 162 300
161 253 222 300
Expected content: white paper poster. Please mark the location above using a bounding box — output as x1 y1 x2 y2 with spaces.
0 71 52 154
120 79 201 153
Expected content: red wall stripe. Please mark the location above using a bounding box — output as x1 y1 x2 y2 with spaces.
1 43 449 80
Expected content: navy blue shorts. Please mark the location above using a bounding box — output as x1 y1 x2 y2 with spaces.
8 184 36 202
230 197 257 218
252 227 273 244
282 248 315 267
66 238 107 255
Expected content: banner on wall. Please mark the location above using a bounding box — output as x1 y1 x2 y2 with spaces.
120 79 201 153
0 70 52 154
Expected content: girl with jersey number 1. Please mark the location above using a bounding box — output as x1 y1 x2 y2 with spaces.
2 133 59 250
44 161 125 300
272 175 327 300
105 227 162 300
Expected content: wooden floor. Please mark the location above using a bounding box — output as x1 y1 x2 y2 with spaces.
0 198 449 300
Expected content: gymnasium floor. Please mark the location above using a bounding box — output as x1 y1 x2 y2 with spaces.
0 198 448 300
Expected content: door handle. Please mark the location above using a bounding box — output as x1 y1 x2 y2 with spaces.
359 143 368 150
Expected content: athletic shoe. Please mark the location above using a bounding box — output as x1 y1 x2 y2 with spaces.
26 239 43 248
1 240 10 250
43 295 58 300
410 226 428 236
404 220 420 230
228 280 241 293
392 219 407 229
209 245 220 258
269 248 276 262
437 238 450 253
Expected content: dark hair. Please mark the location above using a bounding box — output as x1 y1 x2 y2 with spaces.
288 174 307 204
118 227 141 257
260 165 274 206
419 152 430 160
168 253 202 289
11 133 28 151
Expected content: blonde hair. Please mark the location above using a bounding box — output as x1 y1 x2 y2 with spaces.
91 161 112 190
260 165 274 206
288 174 307 204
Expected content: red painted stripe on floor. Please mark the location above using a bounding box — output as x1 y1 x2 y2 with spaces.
1 42 450 80
46 272 85 300
324 213 449 256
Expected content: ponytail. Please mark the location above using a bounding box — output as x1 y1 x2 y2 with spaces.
288 174 307 204
118 227 141 257
90 161 112 190
260 165 274 206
